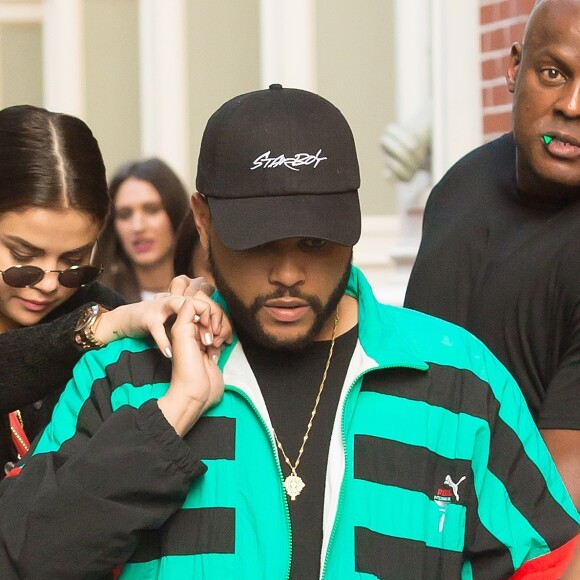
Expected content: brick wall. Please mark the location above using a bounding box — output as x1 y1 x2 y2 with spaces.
480 0 535 141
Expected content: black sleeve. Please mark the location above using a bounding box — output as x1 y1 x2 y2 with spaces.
0 283 126 414
0 401 206 579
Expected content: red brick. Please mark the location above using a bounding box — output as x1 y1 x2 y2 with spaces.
481 58 500 80
480 30 492 53
483 87 494 107
481 55 511 81
482 59 493 81
508 22 526 43
481 2 502 25
517 0 535 16
479 0 533 139
483 111 513 135
481 27 513 52
501 0 518 20
480 18 527 54
483 84 511 107
481 0 533 26
481 1 512 23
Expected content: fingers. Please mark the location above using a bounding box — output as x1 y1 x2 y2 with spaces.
167 275 215 298
169 298 213 372
148 321 173 359
199 281 216 297
158 295 228 358
159 345 224 437
163 278 225 343
167 275 193 296
113 289 229 358
159 300 224 435
184 278 215 298
205 344 223 365
202 353 225 407
180 291 232 344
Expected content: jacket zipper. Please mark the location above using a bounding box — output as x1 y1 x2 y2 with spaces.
226 385 293 580
320 362 427 579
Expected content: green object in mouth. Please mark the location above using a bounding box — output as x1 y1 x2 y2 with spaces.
543 135 553 145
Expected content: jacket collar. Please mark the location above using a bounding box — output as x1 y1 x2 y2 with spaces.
215 265 429 374
345 266 429 372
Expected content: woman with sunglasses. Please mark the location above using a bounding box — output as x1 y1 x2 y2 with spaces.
0 105 227 475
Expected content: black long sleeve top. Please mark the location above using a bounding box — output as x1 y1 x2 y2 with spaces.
1 282 125 471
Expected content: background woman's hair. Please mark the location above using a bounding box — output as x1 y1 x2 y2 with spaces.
0 104 109 225
173 210 200 278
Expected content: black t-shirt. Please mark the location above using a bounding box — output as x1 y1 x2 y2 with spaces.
405 133 580 428
241 325 358 579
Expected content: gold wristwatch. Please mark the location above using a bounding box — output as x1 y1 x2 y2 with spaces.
74 304 109 350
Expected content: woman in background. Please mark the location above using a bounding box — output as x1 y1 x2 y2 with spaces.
0 105 227 475
96 158 190 302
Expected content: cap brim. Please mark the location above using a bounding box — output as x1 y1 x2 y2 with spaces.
207 191 361 250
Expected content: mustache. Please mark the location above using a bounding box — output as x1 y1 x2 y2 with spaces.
252 287 323 314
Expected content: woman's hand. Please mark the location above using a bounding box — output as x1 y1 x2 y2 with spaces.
92 276 232 358
157 297 225 436
167 274 215 298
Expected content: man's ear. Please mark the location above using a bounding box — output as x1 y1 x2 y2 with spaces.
191 193 211 250
506 42 522 94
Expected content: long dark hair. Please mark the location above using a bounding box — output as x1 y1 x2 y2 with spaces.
0 104 109 225
94 157 189 301
173 210 200 277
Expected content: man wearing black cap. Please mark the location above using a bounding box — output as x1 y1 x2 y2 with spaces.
1 85 578 579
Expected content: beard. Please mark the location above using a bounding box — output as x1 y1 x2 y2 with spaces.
208 243 352 352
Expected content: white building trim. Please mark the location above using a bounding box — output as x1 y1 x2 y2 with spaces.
138 0 190 186
431 0 482 181
42 0 84 117
0 4 42 22
260 0 316 91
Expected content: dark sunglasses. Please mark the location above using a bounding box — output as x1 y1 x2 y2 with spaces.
0 264 103 288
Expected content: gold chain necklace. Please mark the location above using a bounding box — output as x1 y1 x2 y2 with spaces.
273 308 339 501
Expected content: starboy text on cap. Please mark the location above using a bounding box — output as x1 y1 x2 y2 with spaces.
251 149 328 172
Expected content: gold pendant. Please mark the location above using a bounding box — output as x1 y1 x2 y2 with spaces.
283 473 305 500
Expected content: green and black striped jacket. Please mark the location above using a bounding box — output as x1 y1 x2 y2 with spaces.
1 267 578 579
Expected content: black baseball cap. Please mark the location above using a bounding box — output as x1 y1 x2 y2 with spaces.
196 84 361 250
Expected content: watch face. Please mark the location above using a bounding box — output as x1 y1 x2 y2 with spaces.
75 304 104 349
75 315 86 333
